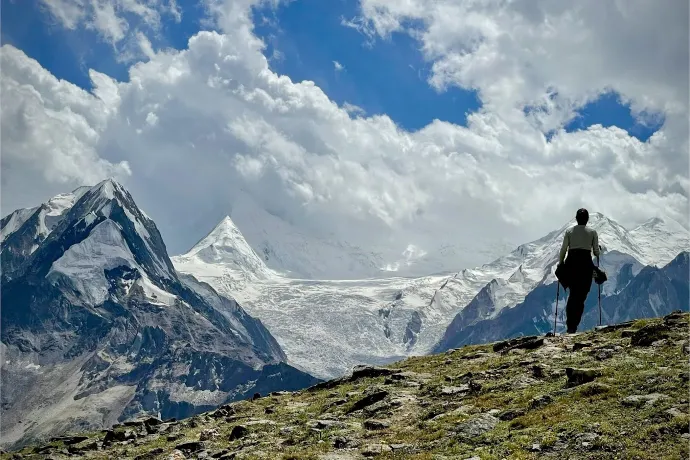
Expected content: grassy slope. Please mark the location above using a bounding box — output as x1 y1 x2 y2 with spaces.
4 313 689 460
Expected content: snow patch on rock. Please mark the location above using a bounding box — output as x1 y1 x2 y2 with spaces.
48 219 139 305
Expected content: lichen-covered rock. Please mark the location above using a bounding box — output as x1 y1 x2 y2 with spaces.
622 394 671 408
361 443 392 456
631 324 670 346
167 450 187 460
455 413 499 438
529 394 554 409
199 428 220 441
363 420 390 430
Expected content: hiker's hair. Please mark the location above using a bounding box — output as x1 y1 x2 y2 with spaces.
576 208 589 225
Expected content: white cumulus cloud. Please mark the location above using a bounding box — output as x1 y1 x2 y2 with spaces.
1 0 687 275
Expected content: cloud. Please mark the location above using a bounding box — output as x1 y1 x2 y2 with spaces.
343 102 365 116
333 60 344 72
2 1 687 273
38 0 183 62
350 0 688 120
0 45 131 211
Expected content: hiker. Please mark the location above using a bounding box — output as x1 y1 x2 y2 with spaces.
557 208 600 333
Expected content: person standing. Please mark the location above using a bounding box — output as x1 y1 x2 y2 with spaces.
557 208 600 333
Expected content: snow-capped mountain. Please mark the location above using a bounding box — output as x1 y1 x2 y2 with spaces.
1 186 91 277
225 191 515 280
175 211 689 380
432 213 689 352
173 216 280 296
226 191 387 279
0 180 318 449
630 216 690 267
428 212 657 335
435 251 689 351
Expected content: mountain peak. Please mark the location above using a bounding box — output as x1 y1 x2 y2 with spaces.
174 216 274 282
189 215 244 252
643 216 664 227
95 177 124 192
215 215 239 233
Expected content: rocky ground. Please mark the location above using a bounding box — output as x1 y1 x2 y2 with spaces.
3 312 689 460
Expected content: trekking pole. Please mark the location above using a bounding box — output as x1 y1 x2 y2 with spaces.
554 282 560 335
597 254 602 326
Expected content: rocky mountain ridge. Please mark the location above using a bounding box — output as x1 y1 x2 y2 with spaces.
3 311 688 459
0 180 319 450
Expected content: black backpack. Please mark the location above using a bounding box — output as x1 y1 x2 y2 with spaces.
555 263 570 289
593 266 608 285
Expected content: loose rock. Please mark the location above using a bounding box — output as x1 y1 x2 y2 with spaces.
456 413 499 438
167 450 187 460
498 408 525 421
529 394 553 409
622 394 670 408
228 425 249 441
363 419 390 430
531 364 546 378
361 444 392 456
631 324 670 346
565 367 602 387
49 435 89 445
665 407 685 418
333 436 354 449
345 390 389 414
104 429 137 443
441 385 470 395
176 441 206 454
572 342 592 352
363 399 399 416
308 420 343 430
512 375 539 389
493 336 544 353
595 321 634 333
576 432 599 449
351 365 398 380
594 349 615 360
199 428 220 441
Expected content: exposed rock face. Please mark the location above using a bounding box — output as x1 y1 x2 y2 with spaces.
0 180 319 450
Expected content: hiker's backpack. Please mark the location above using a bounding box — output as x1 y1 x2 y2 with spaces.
593 266 607 285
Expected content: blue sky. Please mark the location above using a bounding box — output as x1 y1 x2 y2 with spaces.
2 0 685 270
1 0 663 139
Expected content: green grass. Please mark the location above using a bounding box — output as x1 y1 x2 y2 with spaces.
3 313 689 460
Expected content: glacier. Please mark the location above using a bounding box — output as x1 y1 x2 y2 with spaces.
173 211 690 380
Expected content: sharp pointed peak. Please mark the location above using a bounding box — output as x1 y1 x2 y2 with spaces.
209 215 241 235
218 215 237 226
182 215 246 256
90 177 127 195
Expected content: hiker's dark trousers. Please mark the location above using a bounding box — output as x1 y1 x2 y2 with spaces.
564 249 594 333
